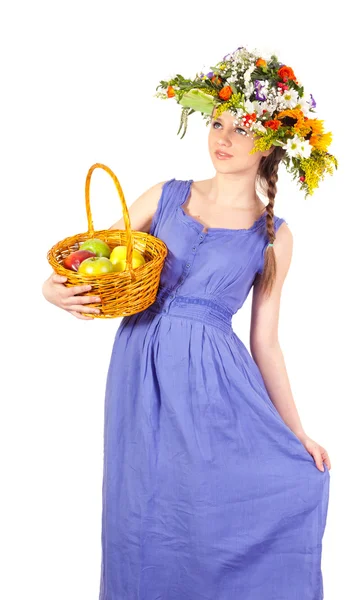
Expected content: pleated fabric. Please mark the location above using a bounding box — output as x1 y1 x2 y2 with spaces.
99 178 330 600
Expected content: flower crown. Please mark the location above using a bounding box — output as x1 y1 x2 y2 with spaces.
154 46 338 197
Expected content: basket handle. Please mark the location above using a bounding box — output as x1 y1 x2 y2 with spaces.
85 163 136 280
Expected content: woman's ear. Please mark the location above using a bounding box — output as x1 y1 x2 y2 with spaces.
261 146 275 158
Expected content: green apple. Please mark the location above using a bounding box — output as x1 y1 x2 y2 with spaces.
79 238 111 258
109 245 145 272
78 256 114 275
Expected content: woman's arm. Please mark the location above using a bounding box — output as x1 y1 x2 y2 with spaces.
249 223 306 438
108 180 167 231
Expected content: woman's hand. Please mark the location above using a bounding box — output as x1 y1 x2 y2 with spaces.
42 272 102 320
297 433 331 472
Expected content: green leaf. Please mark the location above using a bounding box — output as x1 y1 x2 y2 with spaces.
178 89 215 115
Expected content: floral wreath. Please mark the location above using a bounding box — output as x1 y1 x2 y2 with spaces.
154 46 338 197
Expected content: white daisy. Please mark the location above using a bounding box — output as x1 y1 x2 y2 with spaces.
286 137 302 158
298 139 312 158
297 96 311 116
281 88 300 109
285 136 312 159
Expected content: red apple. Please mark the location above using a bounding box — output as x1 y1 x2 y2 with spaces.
63 250 96 271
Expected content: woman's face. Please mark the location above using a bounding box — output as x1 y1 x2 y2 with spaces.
208 109 270 173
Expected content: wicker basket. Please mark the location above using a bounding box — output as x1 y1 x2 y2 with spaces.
47 163 168 318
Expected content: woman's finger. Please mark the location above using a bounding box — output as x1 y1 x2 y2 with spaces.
67 304 101 314
69 310 95 320
51 273 68 284
64 294 102 306
311 449 325 472
63 284 93 297
321 449 331 470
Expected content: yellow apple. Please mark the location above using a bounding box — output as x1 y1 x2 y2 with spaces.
78 256 114 275
109 245 145 272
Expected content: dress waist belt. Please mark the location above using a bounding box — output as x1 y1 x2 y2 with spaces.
147 295 233 335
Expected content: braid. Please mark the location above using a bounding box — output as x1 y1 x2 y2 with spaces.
256 147 286 297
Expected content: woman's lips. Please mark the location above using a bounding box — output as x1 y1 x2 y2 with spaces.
215 150 233 160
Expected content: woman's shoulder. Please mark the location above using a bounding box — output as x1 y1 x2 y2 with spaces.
273 214 288 229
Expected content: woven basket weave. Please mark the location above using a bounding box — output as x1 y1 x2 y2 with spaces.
47 163 168 318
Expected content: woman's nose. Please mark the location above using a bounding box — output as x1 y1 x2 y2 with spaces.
218 139 232 148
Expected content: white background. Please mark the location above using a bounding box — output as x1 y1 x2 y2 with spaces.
1 1 359 598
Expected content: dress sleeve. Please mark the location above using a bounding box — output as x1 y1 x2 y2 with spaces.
149 178 176 236
256 217 288 275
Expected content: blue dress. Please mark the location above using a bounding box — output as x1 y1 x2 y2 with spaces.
99 178 330 600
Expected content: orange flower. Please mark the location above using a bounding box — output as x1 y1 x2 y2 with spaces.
219 86 233 101
256 58 267 68
167 85 175 98
278 65 297 83
264 119 282 131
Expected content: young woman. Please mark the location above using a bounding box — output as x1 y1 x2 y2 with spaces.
43 49 334 599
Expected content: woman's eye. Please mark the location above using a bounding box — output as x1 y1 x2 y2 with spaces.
213 121 247 135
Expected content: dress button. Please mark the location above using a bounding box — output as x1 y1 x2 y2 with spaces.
169 294 174 299
186 263 190 268
192 246 196 251
200 235 204 240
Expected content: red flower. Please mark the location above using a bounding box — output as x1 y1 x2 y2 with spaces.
300 176 305 182
278 65 297 83
167 86 175 98
241 113 256 127
277 82 289 91
264 119 282 131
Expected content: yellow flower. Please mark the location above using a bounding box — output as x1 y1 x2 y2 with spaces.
277 108 305 126
276 108 313 137
300 150 338 196
250 131 278 153
310 131 333 151
306 118 324 135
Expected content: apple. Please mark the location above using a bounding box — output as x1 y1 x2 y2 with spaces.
109 245 146 272
79 238 111 258
78 256 114 275
63 250 96 271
